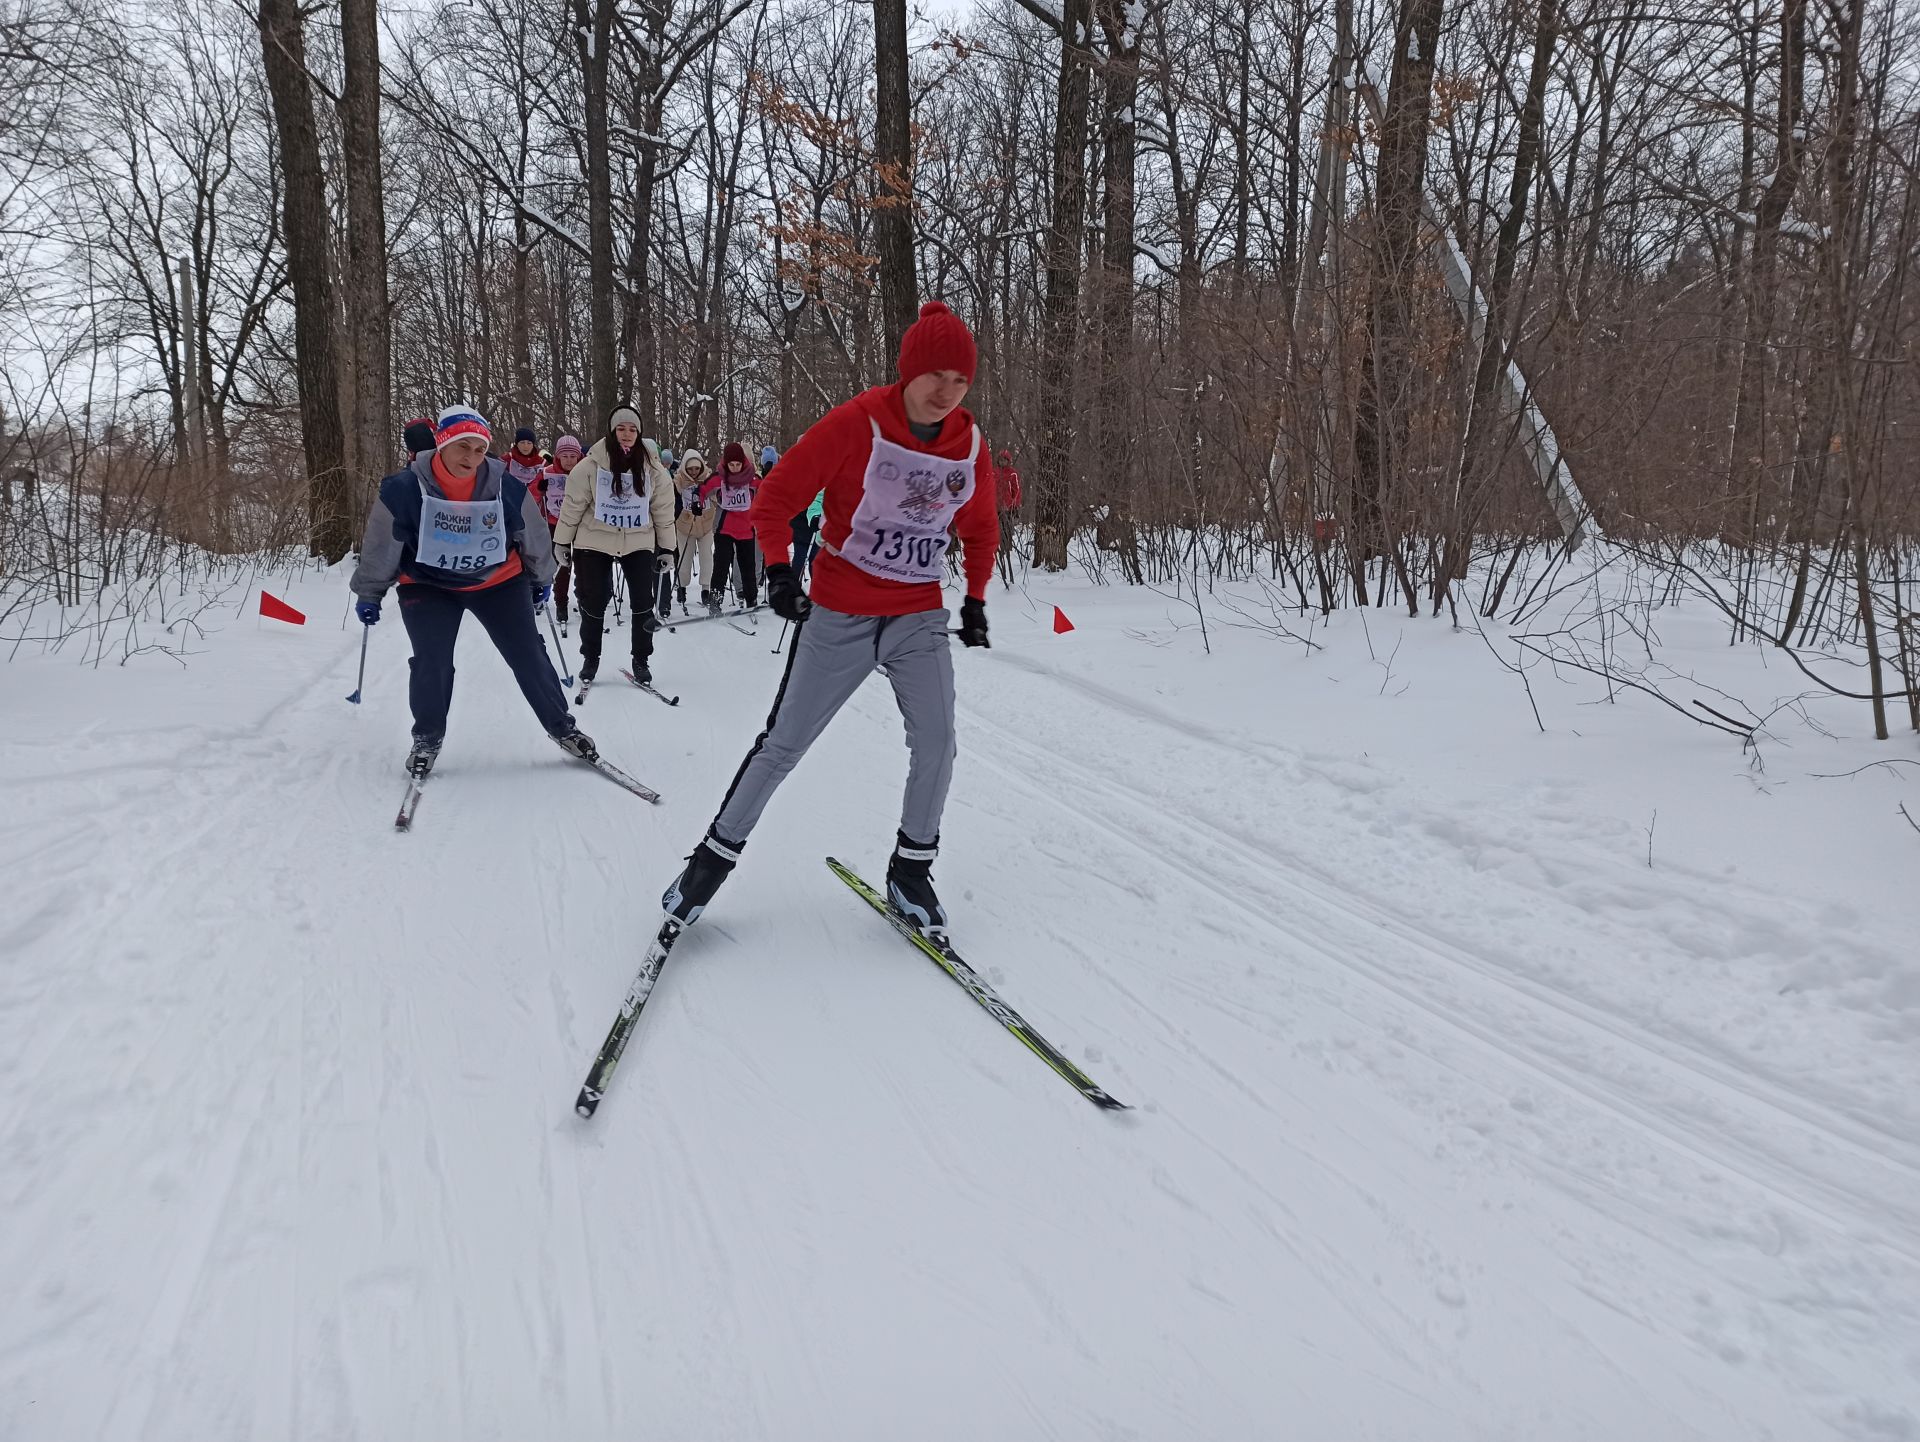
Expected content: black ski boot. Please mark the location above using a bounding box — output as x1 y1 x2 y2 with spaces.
676 586 687 610
552 726 598 762
559 615 569 638
886 832 948 941
578 654 599 683
704 590 721 617
630 659 652 686
661 833 742 925
405 735 442 778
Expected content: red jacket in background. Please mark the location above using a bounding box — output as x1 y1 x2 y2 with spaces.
698 442 760 542
753 383 1000 617
538 460 571 524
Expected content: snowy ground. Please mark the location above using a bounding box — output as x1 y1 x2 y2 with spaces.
3 557 1917 1441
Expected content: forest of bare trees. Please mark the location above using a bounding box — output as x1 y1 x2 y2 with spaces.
4 0 1918 729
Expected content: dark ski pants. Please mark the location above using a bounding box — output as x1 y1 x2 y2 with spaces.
714 532 758 606
397 578 573 743
548 523 573 620
573 548 659 668
790 513 819 581
711 605 954 847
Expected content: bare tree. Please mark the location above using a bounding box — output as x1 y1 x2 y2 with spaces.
872 0 918 354
1031 0 1094 571
340 0 390 491
257 0 348 559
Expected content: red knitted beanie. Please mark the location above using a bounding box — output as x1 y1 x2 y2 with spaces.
896 301 977 386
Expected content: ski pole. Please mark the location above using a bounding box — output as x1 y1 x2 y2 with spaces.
544 602 575 688
771 618 790 655
346 622 370 704
613 568 625 627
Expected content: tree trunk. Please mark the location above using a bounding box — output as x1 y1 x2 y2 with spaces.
576 0 616 424
1728 0 1804 544
1031 0 1094 572
1780 0 1861 643
627 36 665 423
340 0 390 497
258 0 349 560
511 208 535 424
1285 0 1353 533
1444 0 1556 602
1352 0 1446 573
872 0 919 355
1091 0 1138 520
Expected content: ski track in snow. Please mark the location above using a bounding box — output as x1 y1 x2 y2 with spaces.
957 676 1920 1244
1 582 1916 1440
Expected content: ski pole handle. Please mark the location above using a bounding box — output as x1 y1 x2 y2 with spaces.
346 622 370 704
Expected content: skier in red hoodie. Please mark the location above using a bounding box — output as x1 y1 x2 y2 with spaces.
660 302 998 940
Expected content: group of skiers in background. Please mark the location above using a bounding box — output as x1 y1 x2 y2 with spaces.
425 413 793 639
348 300 1003 941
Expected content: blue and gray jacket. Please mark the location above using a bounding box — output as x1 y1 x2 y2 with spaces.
350 454 557 601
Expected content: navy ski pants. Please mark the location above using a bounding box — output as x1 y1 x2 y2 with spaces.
397 578 573 743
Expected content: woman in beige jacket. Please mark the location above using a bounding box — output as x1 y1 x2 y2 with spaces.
554 406 677 685
671 448 719 611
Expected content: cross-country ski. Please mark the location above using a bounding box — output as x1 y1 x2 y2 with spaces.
665 602 764 633
8 72 1918 1442
574 918 685 1118
620 669 680 705
394 773 428 831
827 857 1128 1110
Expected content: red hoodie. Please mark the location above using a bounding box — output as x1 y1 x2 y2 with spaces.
752 385 999 617
698 442 760 542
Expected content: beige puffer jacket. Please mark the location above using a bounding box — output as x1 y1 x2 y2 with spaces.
555 437 677 557
675 451 718 540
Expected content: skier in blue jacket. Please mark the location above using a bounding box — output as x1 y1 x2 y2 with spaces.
350 405 595 778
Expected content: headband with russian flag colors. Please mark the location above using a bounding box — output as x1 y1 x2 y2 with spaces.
434 405 492 451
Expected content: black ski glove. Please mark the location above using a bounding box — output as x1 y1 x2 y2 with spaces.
957 596 990 648
764 562 811 623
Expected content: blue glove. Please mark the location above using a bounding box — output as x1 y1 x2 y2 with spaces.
532 583 552 611
355 598 381 626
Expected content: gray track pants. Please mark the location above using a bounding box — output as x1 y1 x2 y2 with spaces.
711 605 955 847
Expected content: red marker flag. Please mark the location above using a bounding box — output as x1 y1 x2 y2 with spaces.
1052 605 1075 634
259 590 307 625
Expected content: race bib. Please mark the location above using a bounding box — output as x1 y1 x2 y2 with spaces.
594 468 651 530
542 472 567 522
842 420 978 584
717 477 754 512
418 482 507 575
